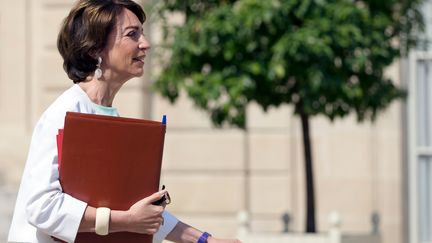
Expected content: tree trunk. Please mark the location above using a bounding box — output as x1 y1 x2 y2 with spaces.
299 108 316 233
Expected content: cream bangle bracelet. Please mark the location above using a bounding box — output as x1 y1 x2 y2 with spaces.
95 207 111 236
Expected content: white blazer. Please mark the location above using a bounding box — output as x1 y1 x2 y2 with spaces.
8 84 178 243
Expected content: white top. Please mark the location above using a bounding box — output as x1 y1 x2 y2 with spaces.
8 84 178 243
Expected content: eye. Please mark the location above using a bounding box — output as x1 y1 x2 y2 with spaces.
126 30 137 37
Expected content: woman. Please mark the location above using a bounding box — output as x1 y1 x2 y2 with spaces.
7 0 241 242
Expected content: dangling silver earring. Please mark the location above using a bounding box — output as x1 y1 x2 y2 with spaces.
95 57 103 79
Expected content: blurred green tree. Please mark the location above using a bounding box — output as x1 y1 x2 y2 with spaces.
153 0 425 232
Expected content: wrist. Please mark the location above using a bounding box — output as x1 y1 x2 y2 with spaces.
197 232 212 243
95 207 110 235
109 209 132 232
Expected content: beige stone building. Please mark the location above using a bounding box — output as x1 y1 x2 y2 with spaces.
0 1 431 243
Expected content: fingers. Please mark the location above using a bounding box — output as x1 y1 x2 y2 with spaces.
145 216 164 235
144 190 167 204
143 215 164 226
128 191 168 234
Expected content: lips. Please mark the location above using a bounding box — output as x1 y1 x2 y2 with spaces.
133 55 146 63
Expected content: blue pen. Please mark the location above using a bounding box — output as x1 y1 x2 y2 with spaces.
162 115 167 125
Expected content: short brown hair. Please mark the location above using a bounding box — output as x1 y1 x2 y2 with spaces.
57 0 146 83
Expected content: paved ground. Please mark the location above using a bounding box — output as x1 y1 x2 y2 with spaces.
0 187 17 242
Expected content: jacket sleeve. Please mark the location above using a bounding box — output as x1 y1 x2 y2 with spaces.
153 210 179 243
25 114 87 242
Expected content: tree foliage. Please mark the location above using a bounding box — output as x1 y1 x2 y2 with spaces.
153 0 425 233
154 0 424 128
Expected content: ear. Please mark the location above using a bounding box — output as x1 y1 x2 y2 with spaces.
88 48 104 60
96 49 109 62
88 52 99 60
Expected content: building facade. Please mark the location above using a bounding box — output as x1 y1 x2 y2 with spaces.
407 1 432 243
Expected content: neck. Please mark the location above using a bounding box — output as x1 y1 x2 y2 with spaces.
78 77 124 107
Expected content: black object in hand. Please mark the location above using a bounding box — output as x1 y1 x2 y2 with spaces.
152 185 167 206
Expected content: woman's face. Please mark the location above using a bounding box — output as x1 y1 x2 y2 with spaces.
101 8 150 82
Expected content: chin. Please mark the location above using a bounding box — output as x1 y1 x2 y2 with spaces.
130 69 144 78
135 70 144 77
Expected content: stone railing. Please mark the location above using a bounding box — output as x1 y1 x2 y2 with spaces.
237 211 381 243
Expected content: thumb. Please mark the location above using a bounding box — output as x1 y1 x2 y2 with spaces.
144 190 167 204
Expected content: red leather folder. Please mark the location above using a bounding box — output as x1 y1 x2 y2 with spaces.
58 112 166 243
56 129 64 168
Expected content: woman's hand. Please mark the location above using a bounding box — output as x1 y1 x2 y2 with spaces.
208 237 242 243
126 190 167 234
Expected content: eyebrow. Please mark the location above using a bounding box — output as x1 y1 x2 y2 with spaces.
123 25 142 33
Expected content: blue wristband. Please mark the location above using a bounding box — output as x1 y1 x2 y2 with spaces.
197 232 211 243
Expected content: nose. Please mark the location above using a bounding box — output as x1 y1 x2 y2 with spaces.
138 34 151 50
